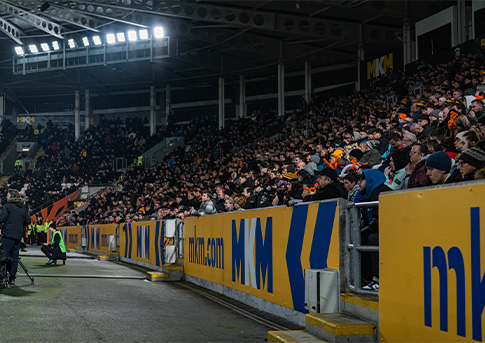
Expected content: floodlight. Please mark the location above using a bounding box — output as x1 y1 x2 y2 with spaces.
153 26 164 39
68 39 76 48
116 32 126 43
127 30 137 42
93 36 102 45
15 46 24 55
29 44 38 53
41 43 50 52
82 37 90 47
52 41 60 51
139 29 148 40
106 33 116 44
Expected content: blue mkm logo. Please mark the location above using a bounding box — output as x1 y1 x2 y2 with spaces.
188 226 224 269
423 207 485 341
136 225 150 259
232 217 273 293
286 201 337 313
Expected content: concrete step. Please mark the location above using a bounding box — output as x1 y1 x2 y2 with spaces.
305 313 375 343
268 330 328 343
340 293 379 323
147 264 184 282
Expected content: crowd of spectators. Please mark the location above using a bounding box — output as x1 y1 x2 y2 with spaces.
4 47 485 290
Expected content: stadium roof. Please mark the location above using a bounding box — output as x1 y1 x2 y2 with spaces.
0 0 459 99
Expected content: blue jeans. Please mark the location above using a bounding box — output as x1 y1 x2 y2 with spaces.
1 238 20 281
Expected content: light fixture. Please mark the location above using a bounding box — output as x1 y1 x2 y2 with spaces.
41 43 50 52
29 44 38 53
15 46 24 55
82 37 90 47
127 30 137 42
139 29 149 40
153 26 164 39
52 41 60 50
68 39 76 48
116 32 126 43
93 36 102 45
106 33 116 44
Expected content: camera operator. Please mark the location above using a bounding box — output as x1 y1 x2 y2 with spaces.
0 189 31 286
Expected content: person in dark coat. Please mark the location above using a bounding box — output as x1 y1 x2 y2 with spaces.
303 168 347 202
0 189 31 286
358 169 392 291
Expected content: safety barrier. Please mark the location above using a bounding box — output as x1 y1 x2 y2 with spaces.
119 219 184 270
184 199 345 324
343 201 380 295
85 224 117 255
59 226 82 250
379 181 485 342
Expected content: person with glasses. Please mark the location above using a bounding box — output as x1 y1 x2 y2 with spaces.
455 147 485 181
406 143 432 189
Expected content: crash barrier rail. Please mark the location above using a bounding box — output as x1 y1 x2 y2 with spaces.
343 200 380 295
184 199 344 324
59 219 184 270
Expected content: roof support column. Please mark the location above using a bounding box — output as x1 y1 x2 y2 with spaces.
304 61 312 105
403 18 412 66
75 90 80 141
237 75 246 119
278 62 285 117
218 77 225 129
457 0 466 44
85 89 91 131
164 84 171 126
150 85 156 136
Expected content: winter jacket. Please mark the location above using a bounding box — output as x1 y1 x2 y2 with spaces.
303 181 348 202
0 195 31 240
385 168 406 190
360 169 392 234
360 149 382 167
408 158 432 189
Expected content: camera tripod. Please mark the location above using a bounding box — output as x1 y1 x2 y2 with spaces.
2 257 35 288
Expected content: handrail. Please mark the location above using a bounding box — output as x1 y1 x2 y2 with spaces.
344 201 380 295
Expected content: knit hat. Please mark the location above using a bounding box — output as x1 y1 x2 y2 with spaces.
425 151 452 172
457 147 485 169
429 109 441 118
310 155 320 164
349 149 364 160
283 172 297 180
398 113 407 120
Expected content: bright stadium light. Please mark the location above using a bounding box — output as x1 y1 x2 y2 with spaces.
106 33 116 44
116 32 126 43
29 44 38 53
15 46 24 55
40 43 50 52
153 26 164 39
93 36 102 45
52 41 60 51
127 30 137 42
139 29 148 40
68 39 76 48
82 37 90 47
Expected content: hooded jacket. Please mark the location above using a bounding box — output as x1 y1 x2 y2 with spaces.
361 169 392 233
0 194 31 240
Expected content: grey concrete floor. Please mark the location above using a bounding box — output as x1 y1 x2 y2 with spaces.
0 246 270 343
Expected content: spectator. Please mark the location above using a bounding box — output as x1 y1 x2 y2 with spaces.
303 168 347 202
425 151 452 185
406 144 431 188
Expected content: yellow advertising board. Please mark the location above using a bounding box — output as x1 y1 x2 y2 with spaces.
120 221 166 268
184 200 340 312
86 224 117 255
59 226 82 250
379 183 485 342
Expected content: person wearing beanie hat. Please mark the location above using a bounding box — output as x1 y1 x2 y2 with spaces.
456 147 485 181
425 151 452 185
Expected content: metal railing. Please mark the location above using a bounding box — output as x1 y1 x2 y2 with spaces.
344 200 380 295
